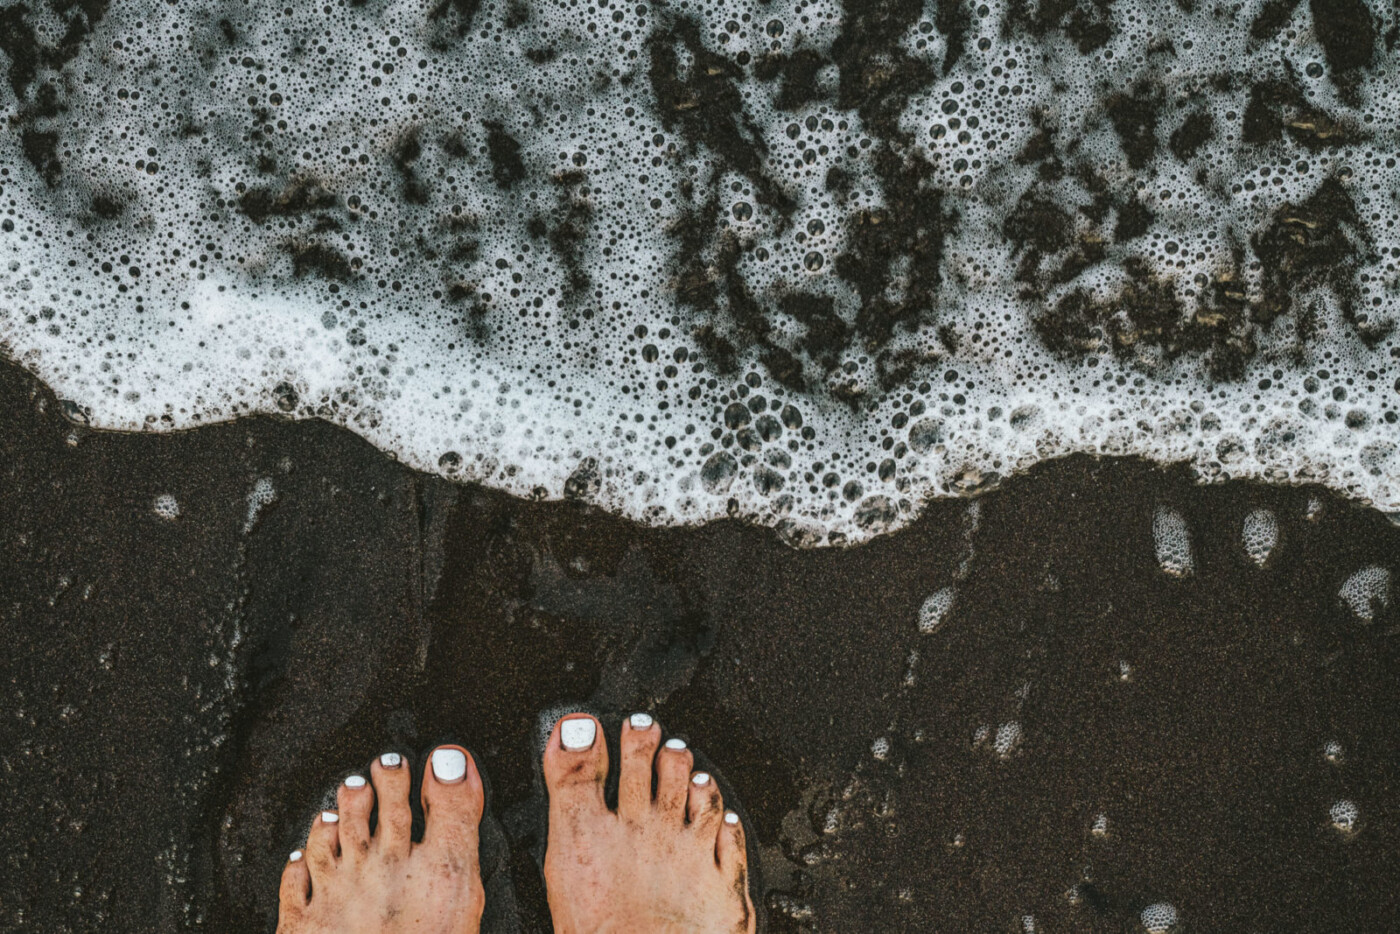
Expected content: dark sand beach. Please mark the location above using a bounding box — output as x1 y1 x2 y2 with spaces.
1 355 1396 932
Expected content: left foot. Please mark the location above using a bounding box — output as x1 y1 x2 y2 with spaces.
276 746 486 934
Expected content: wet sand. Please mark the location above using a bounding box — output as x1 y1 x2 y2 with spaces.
0 354 1396 932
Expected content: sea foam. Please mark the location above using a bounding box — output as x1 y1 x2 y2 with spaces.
1 0 1397 545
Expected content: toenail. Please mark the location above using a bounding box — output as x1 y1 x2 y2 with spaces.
345 774 366 789
560 717 597 751
321 811 339 823
379 752 402 769
724 811 739 825
665 738 687 750
629 712 654 730
692 772 711 786
431 747 468 783
289 849 304 861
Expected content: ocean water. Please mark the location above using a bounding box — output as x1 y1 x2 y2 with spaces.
1 0 1397 545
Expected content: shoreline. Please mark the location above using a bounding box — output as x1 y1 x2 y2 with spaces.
0 356 1396 932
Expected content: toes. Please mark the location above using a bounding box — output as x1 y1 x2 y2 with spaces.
618 713 661 820
277 850 310 923
370 752 413 857
303 809 341 880
654 737 694 818
543 714 609 816
717 809 748 876
336 774 374 863
418 745 485 872
686 770 724 833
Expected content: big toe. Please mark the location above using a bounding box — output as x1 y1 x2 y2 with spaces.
419 745 485 872
543 714 609 815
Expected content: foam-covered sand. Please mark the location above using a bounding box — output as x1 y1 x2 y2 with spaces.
2 0 1397 547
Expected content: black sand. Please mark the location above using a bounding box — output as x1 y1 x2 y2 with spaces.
0 353 1396 932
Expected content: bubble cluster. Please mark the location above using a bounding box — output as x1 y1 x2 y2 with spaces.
992 721 1022 758
1241 508 1278 566
1140 902 1179 933
153 493 180 521
1329 799 1360 835
918 587 956 633
1 0 1398 545
1338 565 1391 621
243 477 277 534
1152 507 1194 577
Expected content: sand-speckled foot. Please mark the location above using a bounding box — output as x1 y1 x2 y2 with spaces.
276 747 486 934
542 713 756 934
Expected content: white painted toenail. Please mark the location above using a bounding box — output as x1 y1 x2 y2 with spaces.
560 718 597 751
432 748 468 783
289 850 304 862
345 774 366 789
321 811 339 823
692 772 711 786
629 712 654 730
725 811 739 825
379 752 402 768
665 738 687 750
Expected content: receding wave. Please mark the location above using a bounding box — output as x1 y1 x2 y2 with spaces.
1 0 1397 544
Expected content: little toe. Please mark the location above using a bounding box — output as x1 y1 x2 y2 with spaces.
418 745 485 871
303 810 341 879
370 752 413 857
654 737 694 818
686 770 724 834
717 809 748 876
543 714 609 815
277 851 310 925
618 713 661 820
336 774 374 862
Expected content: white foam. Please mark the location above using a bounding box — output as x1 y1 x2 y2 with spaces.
0 0 1397 545
993 721 1022 758
1329 799 1359 835
153 494 180 521
918 588 956 633
1152 507 1194 578
1241 509 1278 567
1338 565 1390 622
1140 902 1179 933
243 477 277 534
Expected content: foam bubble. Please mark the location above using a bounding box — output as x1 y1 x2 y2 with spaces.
1152 507 1194 578
993 721 1022 758
1140 902 1179 933
918 588 956 633
243 477 277 534
1329 799 1360 835
1241 509 1278 567
1338 565 1391 622
153 494 180 521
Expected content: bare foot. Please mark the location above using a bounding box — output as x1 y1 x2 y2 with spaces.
542 713 756 934
276 746 486 934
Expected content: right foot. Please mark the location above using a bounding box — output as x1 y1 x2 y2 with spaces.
542 713 757 934
276 746 486 934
